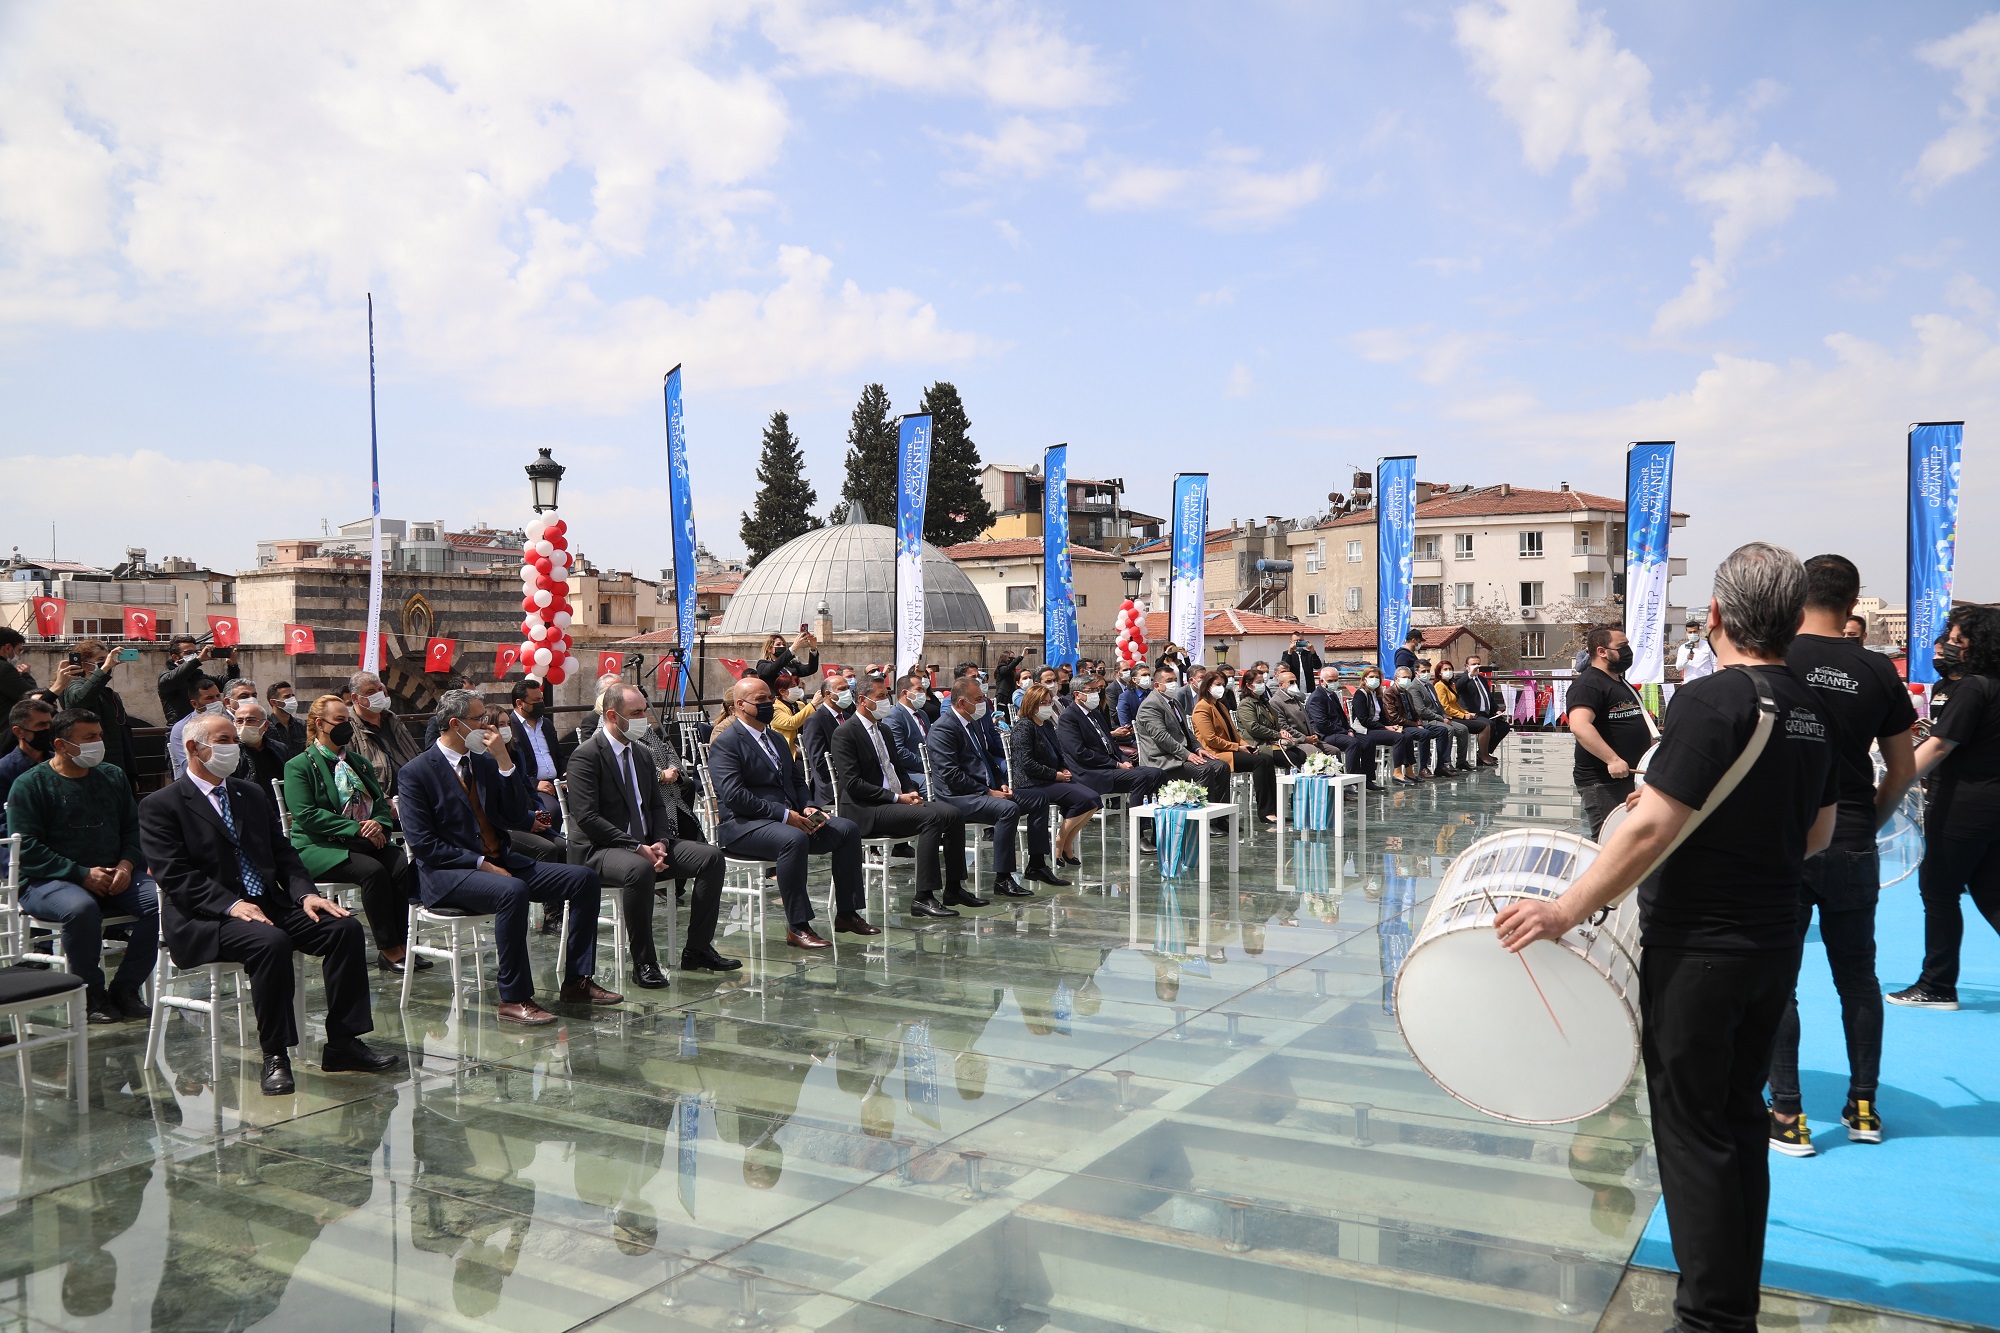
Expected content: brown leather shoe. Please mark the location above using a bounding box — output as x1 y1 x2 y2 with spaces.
559 977 625 1005
785 925 831 949
497 1000 557 1026
834 914 881 935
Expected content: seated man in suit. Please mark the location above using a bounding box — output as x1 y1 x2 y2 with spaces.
881 671 935 797
398 689 619 1026
138 711 399 1095
832 677 980 918
508 678 567 833
566 684 733 985
1132 666 1232 804
925 676 1034 898
707 676 875 949
798 676 849 808
1307 666 1386 791
1057 672 1167 805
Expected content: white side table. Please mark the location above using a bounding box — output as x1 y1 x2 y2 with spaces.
1275 771 1367 848
1128 802 1241 881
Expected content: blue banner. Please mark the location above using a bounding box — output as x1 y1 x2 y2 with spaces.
1623 442 1675 685
1169 474 1209 666
664 365 698 702
1043 444 1078 667
895 413 934 677
902 1018 940 1128
1908 422 1963 685
1375 457 1416 674
676 1091 701 1217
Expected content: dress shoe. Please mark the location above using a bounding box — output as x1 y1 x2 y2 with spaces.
992 874 1035 897
631 962 671 990
109 988 150 1020
835 913 882 935
786 925 832 949
497 1000 558 1026
559 977 625 1005
942 887 989 908
85 991 119 1025
891 842 917 859
910 896 960 918
1058 855 1083 867
680 946 743 972
260 1054 295 1096
322 1040 402 1074
1025 864 1070 887
1480 755 1500 767
376 952 434 974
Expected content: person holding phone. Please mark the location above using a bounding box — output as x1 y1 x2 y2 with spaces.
158 634 240 724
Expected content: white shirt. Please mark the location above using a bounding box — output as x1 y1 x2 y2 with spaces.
436 737 515 779
859 714 901 794
1675 635 1717 682
516 709 556 780
186 766 231 823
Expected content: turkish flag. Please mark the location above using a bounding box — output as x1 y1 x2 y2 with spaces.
493 644 521 678
30 597 64 638
206 614 240 648
720 657 748 680
358 632 391 668
122 607 158 641
655 656 680 695
597 651 622 679
424 637 458 673
284 624 317 656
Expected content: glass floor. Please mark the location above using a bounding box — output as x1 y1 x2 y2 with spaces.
0 735 1968 1331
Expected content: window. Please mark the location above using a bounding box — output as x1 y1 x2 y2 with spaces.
598 603 613 626
1304 542 1323 574
1454 582 1475 608
1306 593 1325 615
1346 540 1363 563
1519 530 1544 558
1075 593 1088 608
1345 586 1362 612
1005 585 1037 612
1454 533 1474 559
413 527 436 542
1412 583 1442 609
1416 535 1440 560
1575 528 1591 554
1576 578 1593 600
1520 581 1544 609
1520 630 1547 659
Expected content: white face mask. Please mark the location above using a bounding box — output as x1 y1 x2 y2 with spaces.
1079 693 1100 710
237 723 264 745
971 700 989 721
1136 675 1152 689
870 696 895 721
200 699 226 717
624 715 651 742
460 721 489 755
1251 682 1268 696
200 742 240 773
1363 676 1381 691
1439 669 1454 681
786 687 805 701
70 739 107 769
1036 705 1056 723
364 691 391 714
279 697 300 715
1208 684 1226 699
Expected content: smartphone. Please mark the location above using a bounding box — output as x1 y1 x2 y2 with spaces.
799 622 808 634
67 651 81 666
801 807 831 832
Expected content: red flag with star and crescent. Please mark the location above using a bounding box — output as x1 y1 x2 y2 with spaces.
30 597 64 638
655 656 679 695
122 607 157 641
284 624 316 656
597 651 623 680
206 614 240 648
493 644 521 679
425 637 457 673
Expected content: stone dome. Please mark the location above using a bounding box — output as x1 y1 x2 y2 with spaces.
719 518 996 635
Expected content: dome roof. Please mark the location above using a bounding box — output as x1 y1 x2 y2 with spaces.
719 521 996 636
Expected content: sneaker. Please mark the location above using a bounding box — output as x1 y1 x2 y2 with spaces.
1768 1105 1815 1157
1842 1098 1883 1143
1885 983 1959 1010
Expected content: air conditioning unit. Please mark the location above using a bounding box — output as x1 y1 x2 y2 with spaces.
1519 607 1541 619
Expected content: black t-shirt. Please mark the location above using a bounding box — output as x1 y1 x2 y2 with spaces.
1930 674 2000 838
1640 665 1838 952
1567 666 1652 785
1786 634 1918 850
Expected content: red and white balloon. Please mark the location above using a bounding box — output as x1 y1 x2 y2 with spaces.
1114 597 1148 668
518 513 582 686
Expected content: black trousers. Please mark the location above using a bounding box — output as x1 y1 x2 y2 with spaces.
1641 945 1800 1333
1158 758 1231 805
848 799 967 899
1226 748 1279 816
1579 777 1637 839
322 842 417 953
1481 714 1512 752
1074 766 1167 803
583 841 724 967
1770 848 1882 1110
217 902 374 1056
720 817 864 927
509 829 564 863
1343 727 1412 772
1916 823 2000 993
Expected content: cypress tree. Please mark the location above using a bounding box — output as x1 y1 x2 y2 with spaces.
836 382 899 525
918 381 996 546
739 410 821 565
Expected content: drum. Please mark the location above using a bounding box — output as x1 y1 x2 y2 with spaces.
1394 828 1643 1124
1593 743 1657 842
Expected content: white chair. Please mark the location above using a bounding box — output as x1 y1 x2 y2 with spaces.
145 915 306 1075
552 778 628 979
0 834 90 1111
269 779 364 914
700 764 854 950
10 807 146 994
401 903 495 1008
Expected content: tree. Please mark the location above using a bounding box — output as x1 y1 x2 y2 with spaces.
739 410 821 565
919 381 996 546
835 383 899 526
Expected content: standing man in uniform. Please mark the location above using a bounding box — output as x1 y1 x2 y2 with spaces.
1568 627 1654 838
1497 542 1837 1333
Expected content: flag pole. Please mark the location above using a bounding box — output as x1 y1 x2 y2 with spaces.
363 294 385 675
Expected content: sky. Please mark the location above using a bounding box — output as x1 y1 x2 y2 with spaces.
2 0 1997 610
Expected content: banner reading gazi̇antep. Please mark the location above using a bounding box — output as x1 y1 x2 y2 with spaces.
1908 422 1963 686
1043 443 1078 668
1624 441 1675 686
894 413 934 677
664 365 699 702
1375 457 1416 674
1169 474 1209 667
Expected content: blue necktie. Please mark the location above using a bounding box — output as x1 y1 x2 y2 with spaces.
214 787 269 898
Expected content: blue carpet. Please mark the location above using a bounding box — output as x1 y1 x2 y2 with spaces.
1632 868 2000 1329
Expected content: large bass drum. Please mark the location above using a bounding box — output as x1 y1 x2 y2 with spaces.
1393 828 1642 1125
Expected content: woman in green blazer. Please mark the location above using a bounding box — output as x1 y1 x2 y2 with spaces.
282 695 425 972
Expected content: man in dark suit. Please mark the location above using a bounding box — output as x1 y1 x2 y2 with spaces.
1307 666 1385 790
798 680 848 808
566 684 732 985
398 689 618 1026
1057 673 1166 804
707 676 875 949
509 678 567 831
138 711 399 1095
881 671 934 797
1132 666 1231 803
833 677 980 918
1459 652 1509 765
925 676 1033 898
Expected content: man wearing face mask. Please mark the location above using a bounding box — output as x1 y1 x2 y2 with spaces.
158 634 240 725
55 640 135 786
1133 666 1232 805
1569 626 1655 838
1265 669 1326 761
167 676 229 781
0 700 57 873
927 676 1036 897
229 698 290 789
833 677 977 917
1117 667 1152 729
1456 655 1509 765
1349 666 1421 785
399 689 617 1024
1392 665 1457 777
881 670 936 798
0 628 36 722
1674 618 1717 684
344 671 421 798
507 679 566 835
8 710 160 1024
1058 673 1169 806
799 675 852 808
266 681 306 751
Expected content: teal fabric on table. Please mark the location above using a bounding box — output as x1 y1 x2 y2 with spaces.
1292 774 1334 830
1154 805 1197 877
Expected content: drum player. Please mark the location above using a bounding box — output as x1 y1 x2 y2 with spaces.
1495 542 1837 1333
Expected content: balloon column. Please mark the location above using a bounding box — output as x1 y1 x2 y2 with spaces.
1115 595 1148 670
518 514 582 686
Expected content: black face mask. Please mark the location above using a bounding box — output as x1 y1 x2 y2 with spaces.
523 702 544 720
753 701 776 724
22 728 52 756
327 720 355 747
1933 642 1961 679
1611 644 1634 673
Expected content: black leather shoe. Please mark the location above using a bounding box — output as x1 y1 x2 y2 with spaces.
910 896 960 918
1025 864 1070 887
376 952 434 974
261 1055 295 1096
680 946 743 972
942 888 990 908
109 988 149 1020
86 991 119 1025
891 842 917 859
631 962 671 989
992 874 1035 897
322 1041 401 1074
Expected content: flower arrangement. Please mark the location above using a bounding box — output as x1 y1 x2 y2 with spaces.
1156 779 1210 809
1299 752 1344 776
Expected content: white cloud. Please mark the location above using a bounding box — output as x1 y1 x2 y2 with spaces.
994 218 1024 247
1911 12 2000 193
940 115 1088 181
1197 285 1237 306
1224 362 1255 397
1351 325 1492 385
1086 145 1326 228
1654 146 1833 333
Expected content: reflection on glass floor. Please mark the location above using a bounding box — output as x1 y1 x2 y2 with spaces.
0 760 1673 1331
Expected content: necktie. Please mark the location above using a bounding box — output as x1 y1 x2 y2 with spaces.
457 757 503 857
962 718 989 786
213 787 268 898
867 723 898 793
620 744 649 842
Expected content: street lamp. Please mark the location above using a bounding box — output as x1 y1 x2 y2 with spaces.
694 605 713 703
526 447 565 513
1213 641 1231 669
1120 564 1143 599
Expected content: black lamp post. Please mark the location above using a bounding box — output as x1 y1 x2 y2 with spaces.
526 447 565 513
694 605 713 704
1120 564 1143 602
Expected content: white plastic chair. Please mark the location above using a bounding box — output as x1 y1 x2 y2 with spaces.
145 915 306 1075
0 834 90 1111
400 902 495 1008
552 778 628 979
823 753 895 919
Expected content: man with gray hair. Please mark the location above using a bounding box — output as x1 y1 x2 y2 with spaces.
344 671 420 796
1496 541 1838 1333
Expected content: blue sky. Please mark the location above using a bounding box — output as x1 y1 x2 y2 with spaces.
3 1 1996 609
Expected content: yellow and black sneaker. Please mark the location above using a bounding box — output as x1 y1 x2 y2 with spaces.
1768 1105 1815 1157
1842 1099 1884 1143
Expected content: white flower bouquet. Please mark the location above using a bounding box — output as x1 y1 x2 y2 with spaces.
1156 779 1210 809
1299 752 1343 776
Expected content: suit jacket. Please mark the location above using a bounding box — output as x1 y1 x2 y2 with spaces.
1350 685 1401 730
1007 718 1066 788
799 705 843 807
565 730 673 854
707 721 810 843
881 702 931 782
397 746 536 902
1305 685 1354 738
1134 689 1201 768
830 715 916 810
925 708 999 796
1192 697 1250 754
282 743 395 878
139 776 315 967
1057 705 1123 774
1116 685 1149 728
1272 690 1316 738
1457 672 1501 717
